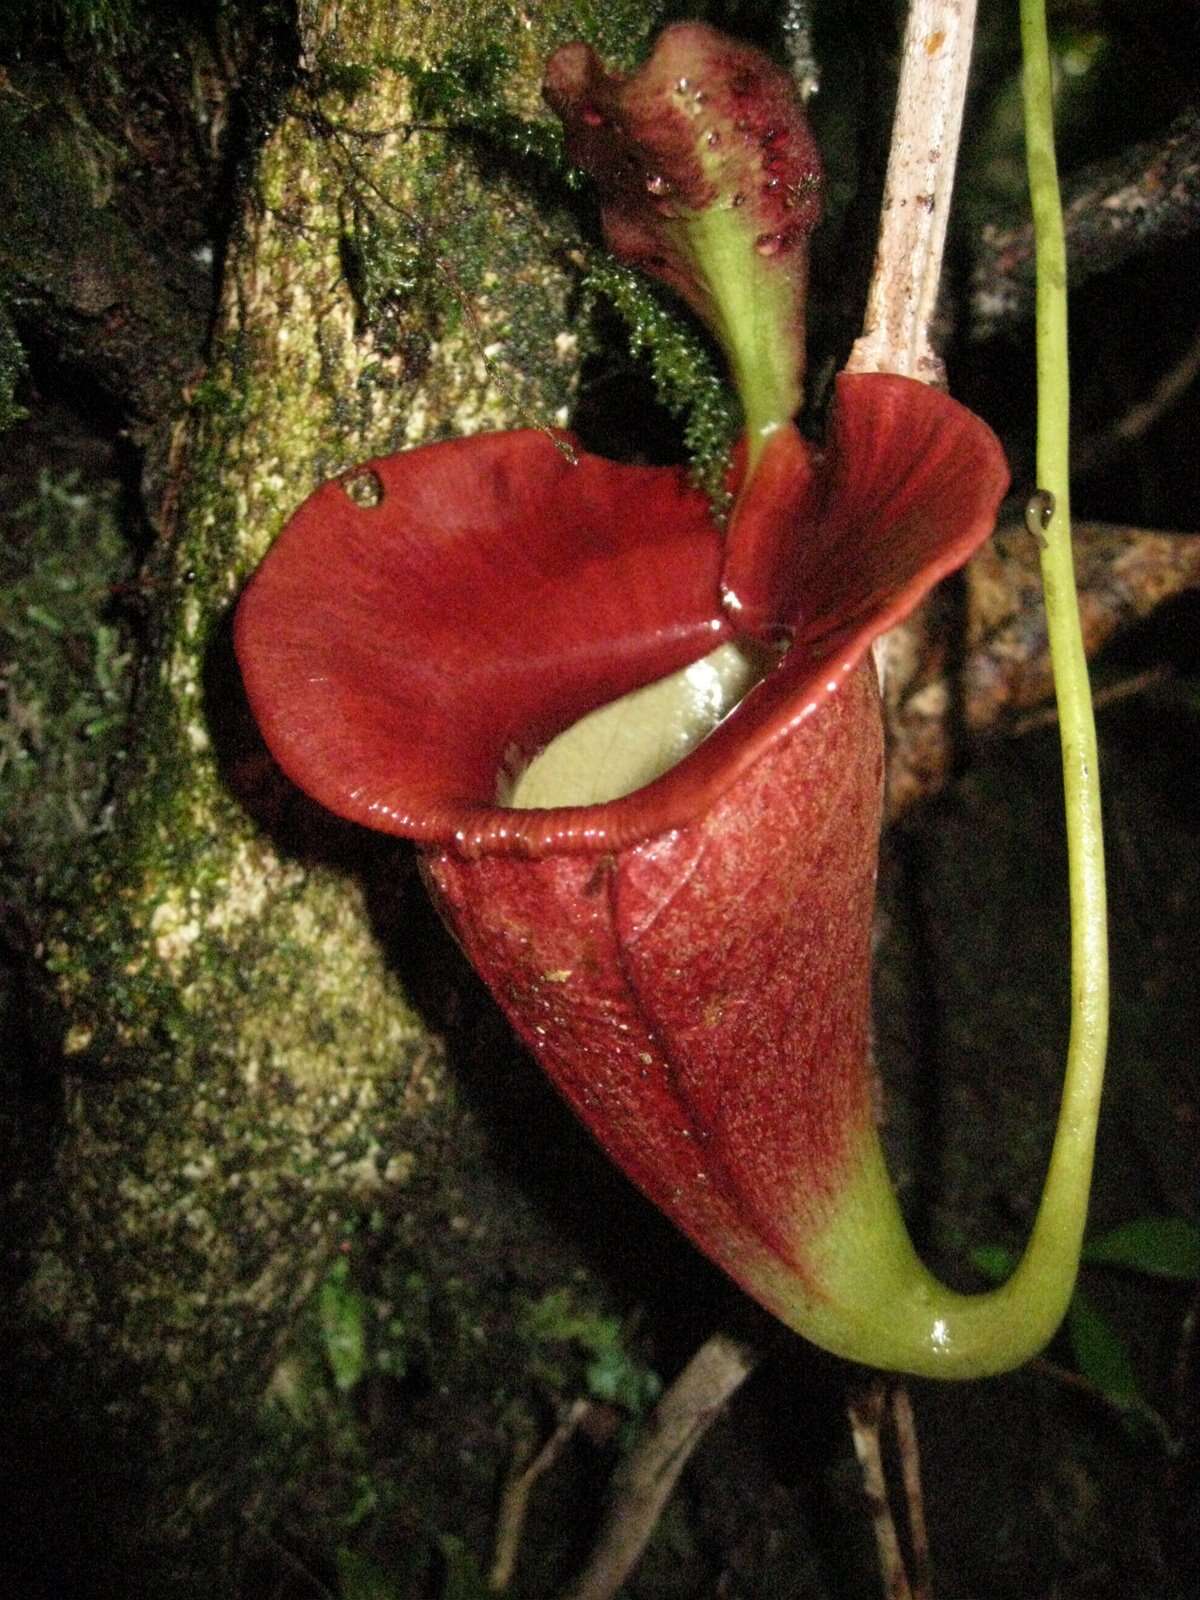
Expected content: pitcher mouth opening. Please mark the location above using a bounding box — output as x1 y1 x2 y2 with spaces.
499 634 788 812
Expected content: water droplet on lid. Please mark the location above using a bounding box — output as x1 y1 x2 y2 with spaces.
754 232 784 257
730 191 746 208
676 76 691 92
342 467 384 508
764 176 781 192
705 129 721 148
645 173 672 196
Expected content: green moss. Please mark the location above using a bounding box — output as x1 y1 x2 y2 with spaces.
30 34 581 1387
321 59 557 369
244 1180 655 1589
541 0 667 68
392 41 513 121
584 258 740 504
188 371 250 422
314 26 739 486
0 306 28 431
310 56 379 106
0 473 136 908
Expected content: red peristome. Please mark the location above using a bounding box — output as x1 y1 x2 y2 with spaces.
544 23 822 329
236 374 1007 860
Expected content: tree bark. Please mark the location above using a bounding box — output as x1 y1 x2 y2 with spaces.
7 2 660 1588
969 107 1200 340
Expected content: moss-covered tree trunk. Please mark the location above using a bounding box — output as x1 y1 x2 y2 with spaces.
10 1 660 1587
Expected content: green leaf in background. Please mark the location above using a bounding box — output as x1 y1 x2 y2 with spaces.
970 1243 1017 1283
585 1341 662 1414
436 1534 494 1600
319 1256 368 1394
1065 1290 1173 1448
519 1287 661 1418
1066 1289 1141 1407
1082 1217 1200 1280
335 1547 408 1600
972 1225 1184 1447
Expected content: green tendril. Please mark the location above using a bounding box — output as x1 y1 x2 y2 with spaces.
1012 0 1110 1335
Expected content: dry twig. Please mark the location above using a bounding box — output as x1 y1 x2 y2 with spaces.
847 1381 933 1600
891 1386 931 1600
884 519 1200 817
1073 316 1200 477
971 107 1200 340
846 0 980 386
489 1400 593 1591
848 1381 913 1600
561 1334 758 1600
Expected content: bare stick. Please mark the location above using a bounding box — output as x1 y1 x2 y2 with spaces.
848 1381 913 1600
891 1386 931 1600
490 1399 591 1591
562 1333 758 1600
971 108 1200 340
1074 316 1200 476
846 0 980 385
